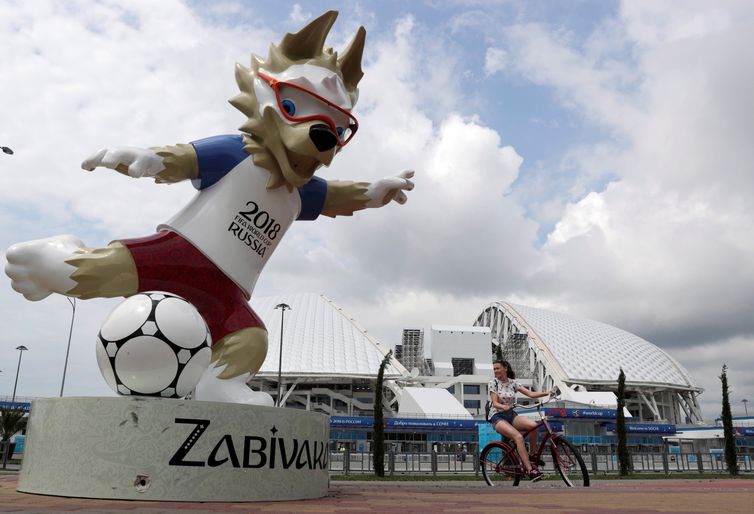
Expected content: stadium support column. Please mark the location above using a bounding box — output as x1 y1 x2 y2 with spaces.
274 303 291 407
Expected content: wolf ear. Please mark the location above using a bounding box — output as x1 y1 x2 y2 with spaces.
279 10 338 61
338 26 366 91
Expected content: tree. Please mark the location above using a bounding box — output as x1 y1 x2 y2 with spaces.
616 368 630 476
373 350 392 477
720 364 739 475
495 342 503 362
1 406 27 469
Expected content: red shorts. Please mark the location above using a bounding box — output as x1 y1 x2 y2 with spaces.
120 230 265 345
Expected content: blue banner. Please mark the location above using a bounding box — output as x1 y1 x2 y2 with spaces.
0 401 31 413
604 423 676 434
735 427 754 437
12 435 25 454
330 416 374 429
478 423 501 449
330 416 486 431
545 408 622 419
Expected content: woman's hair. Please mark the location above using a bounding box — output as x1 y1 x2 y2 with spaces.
493 359 516 379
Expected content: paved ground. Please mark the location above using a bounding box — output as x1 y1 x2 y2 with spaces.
1 474 753 513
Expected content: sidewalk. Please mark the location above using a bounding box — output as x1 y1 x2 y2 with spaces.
1 475 754 513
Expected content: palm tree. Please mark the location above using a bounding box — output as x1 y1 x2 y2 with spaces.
373 350 392 477
616 368 631 476
1 406 27 469
720 364 738 475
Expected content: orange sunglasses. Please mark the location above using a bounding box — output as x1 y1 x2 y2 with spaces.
257 71 359 146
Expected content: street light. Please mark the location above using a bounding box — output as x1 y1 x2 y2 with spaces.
59 297 77 397
743 399 749 417
274 303 291 407
11 345 28 403
1 146 13 155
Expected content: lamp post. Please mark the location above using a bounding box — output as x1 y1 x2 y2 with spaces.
1 146 13 155
274 303 291 407
59 297 77 397
743 399 749 417
11 345 28 403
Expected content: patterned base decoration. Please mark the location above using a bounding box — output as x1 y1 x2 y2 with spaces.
17 397 329 502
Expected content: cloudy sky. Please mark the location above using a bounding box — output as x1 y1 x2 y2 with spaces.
1 0 753 421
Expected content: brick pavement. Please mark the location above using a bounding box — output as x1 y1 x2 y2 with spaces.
1 474 753 513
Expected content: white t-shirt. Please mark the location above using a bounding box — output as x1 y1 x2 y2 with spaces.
162 157 300 297
488 378 519 417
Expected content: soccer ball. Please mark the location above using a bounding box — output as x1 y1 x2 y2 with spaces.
96 292 212 398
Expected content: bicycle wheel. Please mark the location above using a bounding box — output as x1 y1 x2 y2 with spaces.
480 442 521 486
550 437 590 487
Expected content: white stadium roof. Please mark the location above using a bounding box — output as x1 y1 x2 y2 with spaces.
503 303 698 389
251 293 408 379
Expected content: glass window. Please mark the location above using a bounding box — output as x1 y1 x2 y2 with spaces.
463 384 480 395
464 400 481 409
446 385 455 394
452 358 474 376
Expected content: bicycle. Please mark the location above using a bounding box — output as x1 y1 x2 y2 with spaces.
480 396 590 487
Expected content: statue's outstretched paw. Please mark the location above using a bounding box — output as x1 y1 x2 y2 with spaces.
193 365 274 406
4 235 85 301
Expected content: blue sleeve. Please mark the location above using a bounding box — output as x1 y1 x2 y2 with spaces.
190 135 249 190
297 176 327 220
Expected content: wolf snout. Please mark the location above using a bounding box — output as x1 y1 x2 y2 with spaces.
309 124 338 152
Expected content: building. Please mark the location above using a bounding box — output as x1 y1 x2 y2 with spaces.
247 293 409 417
394 328 430 375
243 293 721 453
474 301 704 424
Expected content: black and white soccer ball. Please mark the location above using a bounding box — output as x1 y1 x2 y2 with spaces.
96 292 212 398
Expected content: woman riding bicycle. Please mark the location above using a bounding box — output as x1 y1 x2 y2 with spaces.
488 359 552 482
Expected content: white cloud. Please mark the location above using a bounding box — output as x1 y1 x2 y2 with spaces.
256 15 536 343
4 1 754 425
289 3 310 25
503 22 642 131
490 2 754 419
620 0 741 48
0 3 535 398
0 1 285 397
484 47 507 76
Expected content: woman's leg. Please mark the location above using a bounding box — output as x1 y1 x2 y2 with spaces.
513 416 541 466
494 419 533 473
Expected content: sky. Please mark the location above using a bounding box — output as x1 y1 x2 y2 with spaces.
1 0 753 422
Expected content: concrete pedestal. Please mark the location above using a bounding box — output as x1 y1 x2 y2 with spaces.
18 397 329 502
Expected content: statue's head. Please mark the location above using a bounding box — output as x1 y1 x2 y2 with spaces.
230 11 365 189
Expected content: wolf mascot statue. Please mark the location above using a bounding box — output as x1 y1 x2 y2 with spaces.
5 11 414 405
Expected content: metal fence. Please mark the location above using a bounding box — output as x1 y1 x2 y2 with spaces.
331 449 754 475
4 442 751 476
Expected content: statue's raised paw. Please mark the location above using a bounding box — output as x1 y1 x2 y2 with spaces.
81 147 165 178
4 235 85 301
365 169 415 207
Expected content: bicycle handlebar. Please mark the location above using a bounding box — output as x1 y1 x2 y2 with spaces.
511 393 560 411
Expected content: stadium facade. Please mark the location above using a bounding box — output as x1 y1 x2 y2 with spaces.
241 293 725 454
473 302 704 425
5 294 751 458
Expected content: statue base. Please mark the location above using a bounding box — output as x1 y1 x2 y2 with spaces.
18 397 330 502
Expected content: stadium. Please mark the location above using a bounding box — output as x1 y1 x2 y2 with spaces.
474 301 704 425
241 293 732 456
5 293 753 467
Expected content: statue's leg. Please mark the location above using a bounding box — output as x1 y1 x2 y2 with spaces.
66 243 138 299
194 327 274 405
121 230 274 405
211 327 269 379
5 235 137 301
